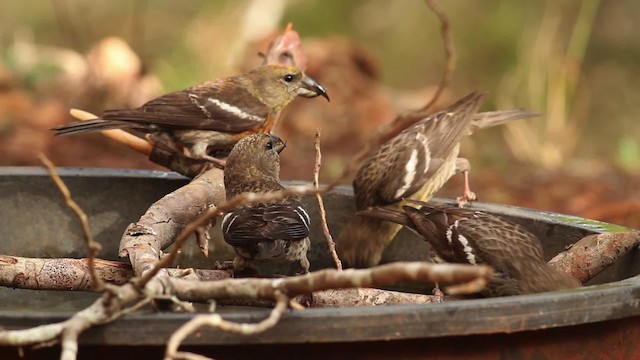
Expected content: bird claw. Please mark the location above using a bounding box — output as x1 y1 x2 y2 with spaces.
456 190 476 208
432 286 445 303
214 260 235 271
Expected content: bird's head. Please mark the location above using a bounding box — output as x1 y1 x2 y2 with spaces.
245 65 329 110
225 133 286 183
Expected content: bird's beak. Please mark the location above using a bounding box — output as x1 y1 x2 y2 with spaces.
299 75 330 101
269 134 287 154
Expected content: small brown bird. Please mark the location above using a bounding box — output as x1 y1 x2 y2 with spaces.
221 133 310 276
52 65 328 166
336 92 538 268
358 201 581 297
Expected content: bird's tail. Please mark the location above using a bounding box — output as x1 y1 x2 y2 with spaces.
356 206 412 226
51 119 133 136
470 109 540 133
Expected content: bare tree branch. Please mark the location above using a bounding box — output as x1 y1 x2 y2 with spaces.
160 262 493 302
165 291 289 360
119 167 225 278
313 129 342 270
0 255 232 290
39 154 105 291
420 0 456 112
549 231 640 283
374 0 457 145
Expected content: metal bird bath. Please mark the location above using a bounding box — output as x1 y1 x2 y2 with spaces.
1 168 639 359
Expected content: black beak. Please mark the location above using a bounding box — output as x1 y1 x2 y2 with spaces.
269 134 287 154
300 75 330 101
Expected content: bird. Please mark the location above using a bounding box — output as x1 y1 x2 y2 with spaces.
52 64 329 167
336 92 539 268
357 200 581 297
221 133 311 276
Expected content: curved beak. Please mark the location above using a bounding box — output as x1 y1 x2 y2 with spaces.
299 75 330 101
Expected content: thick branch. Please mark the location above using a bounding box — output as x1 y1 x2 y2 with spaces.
159 262 493 302
308 288 437 307
0 255 232 290
40 154 105 291
549 231 640 283
119 168 225 278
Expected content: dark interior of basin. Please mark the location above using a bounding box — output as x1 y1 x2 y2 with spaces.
1 167 638 312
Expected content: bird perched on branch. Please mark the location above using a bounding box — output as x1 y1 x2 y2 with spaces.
52 65 328 167
358 201 581 297
336 92 539 268
221 133 311 276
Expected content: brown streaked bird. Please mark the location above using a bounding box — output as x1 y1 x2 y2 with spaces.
358 201 581 297
221 133 310 276
336 92 538 268
52 65 328 166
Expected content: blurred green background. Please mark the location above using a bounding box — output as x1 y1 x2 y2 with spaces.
2 0 639 169
0 0 638 226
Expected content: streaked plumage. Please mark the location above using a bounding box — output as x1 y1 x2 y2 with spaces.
53 65 328 164
358 201 581 296
337 92 482 268
336 92 538 268
222 133 310 275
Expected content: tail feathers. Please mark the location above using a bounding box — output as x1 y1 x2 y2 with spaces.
356 206 412 227
52 119 135 136
470 109 540 133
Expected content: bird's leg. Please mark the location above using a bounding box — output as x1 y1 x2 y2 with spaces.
230 256 259 278
299 255 310 275
185 142 226 169
145 133 182 154
146 132 228 170
455 158 476 207
200 155 226 169
456 170 477 207
433 283 445 303
298 239 311 275
214 260 235 270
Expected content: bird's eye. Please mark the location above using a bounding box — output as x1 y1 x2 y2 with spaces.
265 141 273 150
283 74 294 82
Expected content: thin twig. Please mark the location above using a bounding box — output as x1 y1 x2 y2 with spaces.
373 0 457 145
162 262 493 302
104 298 153 322
164 291 289 360
39 154 105 291
421 0 456 112
314 129 342 270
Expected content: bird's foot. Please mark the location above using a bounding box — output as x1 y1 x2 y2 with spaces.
456 190 477 208
456 170 477 208
293 293 314 308
214 261 235 271
433 285 445 303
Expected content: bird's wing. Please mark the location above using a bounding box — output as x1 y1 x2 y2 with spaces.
222 202 310 247
418 92 485 175
469 109 540 134
406 202 545 270
102 79 270 132
221 207 269 247
261 202 311 240
356 92 485 206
